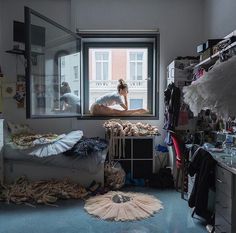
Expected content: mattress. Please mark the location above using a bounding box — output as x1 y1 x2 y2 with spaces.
3 143 107 174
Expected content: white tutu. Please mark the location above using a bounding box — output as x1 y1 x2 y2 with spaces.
183 56 236 118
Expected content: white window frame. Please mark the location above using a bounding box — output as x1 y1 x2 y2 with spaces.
126 49 148 81
91 49 112 81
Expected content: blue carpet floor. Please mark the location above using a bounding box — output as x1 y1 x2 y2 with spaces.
0 187 207 233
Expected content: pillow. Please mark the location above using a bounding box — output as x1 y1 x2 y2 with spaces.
7 121 32 135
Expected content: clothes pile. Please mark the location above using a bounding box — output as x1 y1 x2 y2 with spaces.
64 137 108 158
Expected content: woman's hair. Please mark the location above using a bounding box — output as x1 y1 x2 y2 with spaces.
117 79 128 92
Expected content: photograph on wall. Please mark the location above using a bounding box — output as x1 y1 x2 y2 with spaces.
14 75 26 108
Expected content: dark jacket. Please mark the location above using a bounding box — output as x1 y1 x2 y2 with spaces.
164 83 181 131
188 148 216 221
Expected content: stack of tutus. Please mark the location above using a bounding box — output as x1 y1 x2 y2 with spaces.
183 56 236 118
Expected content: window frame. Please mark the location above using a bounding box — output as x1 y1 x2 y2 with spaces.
25 7 159 120
25 6 82 119
81 34 159 119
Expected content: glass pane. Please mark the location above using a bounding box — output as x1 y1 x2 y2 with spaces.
102 52 109 60
28 11 81 117
137 62 143 80
130 99 143 109
74 66 78 79
137 52 143 60
103 62 108 80
95 52 102 60
88 48 149 115
130 62 136 80
96 62 102 80
130 52 135 60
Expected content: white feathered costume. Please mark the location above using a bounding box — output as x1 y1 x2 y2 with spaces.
183 56 236 118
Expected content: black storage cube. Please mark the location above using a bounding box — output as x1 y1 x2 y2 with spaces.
133 160 153 178
133 138 153 159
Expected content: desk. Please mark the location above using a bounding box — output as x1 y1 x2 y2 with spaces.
208 151 236 233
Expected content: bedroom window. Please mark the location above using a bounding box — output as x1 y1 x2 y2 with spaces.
25 7 159 119
83 38 158 117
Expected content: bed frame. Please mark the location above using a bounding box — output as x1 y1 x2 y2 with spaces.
0 148 105 187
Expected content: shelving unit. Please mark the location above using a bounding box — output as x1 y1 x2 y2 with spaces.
109 136 156 179
195 41 236 69
5 49 44 56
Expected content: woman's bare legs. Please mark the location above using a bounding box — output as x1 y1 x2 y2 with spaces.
91 104 148 116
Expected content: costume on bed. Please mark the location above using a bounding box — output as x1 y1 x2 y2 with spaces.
64 137 108 158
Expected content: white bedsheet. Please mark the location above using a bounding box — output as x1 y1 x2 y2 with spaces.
3 143 107 174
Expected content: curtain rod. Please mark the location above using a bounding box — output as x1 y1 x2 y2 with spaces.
76 29 159 34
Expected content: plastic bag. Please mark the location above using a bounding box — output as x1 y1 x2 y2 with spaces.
104 162 126 190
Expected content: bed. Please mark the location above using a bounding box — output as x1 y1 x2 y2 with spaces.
0 128 107 187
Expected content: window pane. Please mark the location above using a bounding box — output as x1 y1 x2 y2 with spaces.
130 99 143 109
103 62 108 80
137 52 143 60
74 66 78 79
96 62 102 80
137 62 143 80
95 52 102 60
28 12 81 117
130 62 136 80
102 52 109 60
130 52 135 60
88 48 149 115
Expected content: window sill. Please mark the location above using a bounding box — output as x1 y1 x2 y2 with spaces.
77 114 159 120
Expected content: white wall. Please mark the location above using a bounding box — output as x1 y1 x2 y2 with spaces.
71 0 204 138
0 0 3 68
0 0 204 138
1 0 73 134
204 0 236 39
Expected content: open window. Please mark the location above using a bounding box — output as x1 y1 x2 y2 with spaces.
25 7 159 119
25 7 81 118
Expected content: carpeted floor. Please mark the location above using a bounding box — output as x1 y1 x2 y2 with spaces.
0 187 207 233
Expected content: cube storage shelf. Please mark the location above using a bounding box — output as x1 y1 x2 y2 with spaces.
108 136 156 179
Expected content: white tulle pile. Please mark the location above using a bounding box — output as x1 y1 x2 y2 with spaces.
183 56 236 118
84 191 163 221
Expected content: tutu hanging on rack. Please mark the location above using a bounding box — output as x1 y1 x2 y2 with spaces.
183 56 236 118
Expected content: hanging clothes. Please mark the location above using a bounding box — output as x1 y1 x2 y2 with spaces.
163 83 181 145
188 147 216 222
164 83 181 130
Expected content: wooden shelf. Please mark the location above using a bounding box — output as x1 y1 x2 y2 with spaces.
5 49 44 56
195 41 236 68
6 49 25 55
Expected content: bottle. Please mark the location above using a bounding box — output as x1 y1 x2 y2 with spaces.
223 135 233 154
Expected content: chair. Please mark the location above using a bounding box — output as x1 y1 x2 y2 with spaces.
169 130 187 199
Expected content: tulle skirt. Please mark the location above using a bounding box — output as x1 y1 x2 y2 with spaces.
183 56 236 118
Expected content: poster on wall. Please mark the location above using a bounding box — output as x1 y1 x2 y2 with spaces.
14 75 26 108
2 83 16 98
